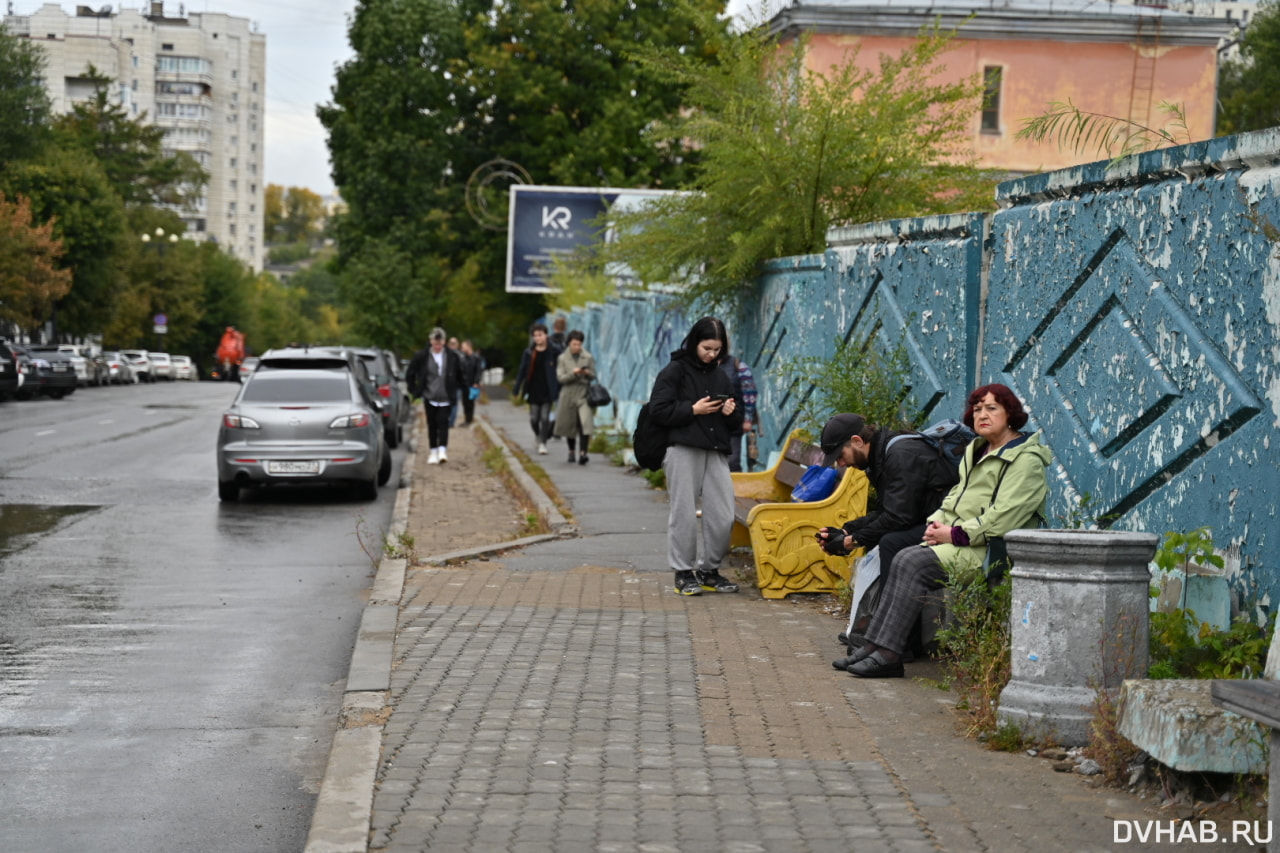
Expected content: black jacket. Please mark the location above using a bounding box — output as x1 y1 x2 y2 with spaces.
512 343 562 403
648 350 745 454
843 428 959 548
406 345 464 402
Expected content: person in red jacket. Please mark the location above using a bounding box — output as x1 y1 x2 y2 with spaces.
216 326 244 382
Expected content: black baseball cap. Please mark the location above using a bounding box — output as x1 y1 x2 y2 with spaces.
820 413 867 467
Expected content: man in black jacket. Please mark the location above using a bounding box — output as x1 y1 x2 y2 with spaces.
406 327 464 465
813 414 959 664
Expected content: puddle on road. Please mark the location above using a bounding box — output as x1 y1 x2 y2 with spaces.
0 504 98 560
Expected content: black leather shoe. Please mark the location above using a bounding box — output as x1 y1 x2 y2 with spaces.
836 632 848 647
832 645 875 671
847 651 905 679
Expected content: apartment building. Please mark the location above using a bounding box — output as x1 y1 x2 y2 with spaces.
3 2 266 270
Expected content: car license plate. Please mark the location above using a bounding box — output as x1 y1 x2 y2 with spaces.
52 363 68 372
266 460 321 475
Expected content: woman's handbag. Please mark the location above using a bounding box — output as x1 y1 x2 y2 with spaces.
585 382 612 408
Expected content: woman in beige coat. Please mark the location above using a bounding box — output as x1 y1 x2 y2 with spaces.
553 330 596 464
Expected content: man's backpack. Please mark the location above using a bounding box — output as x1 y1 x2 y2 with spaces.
632 403 670 471
886 418 976 469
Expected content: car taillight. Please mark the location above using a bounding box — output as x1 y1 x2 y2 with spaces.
377 384 392 398
223 414 261 429
329 413 371 429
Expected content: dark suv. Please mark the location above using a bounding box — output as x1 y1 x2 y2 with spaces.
327 347 411 448
0 340 20 401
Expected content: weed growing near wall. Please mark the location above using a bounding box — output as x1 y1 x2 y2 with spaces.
935 567 1014 739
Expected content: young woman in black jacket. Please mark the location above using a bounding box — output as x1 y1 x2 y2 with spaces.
648 317 746 596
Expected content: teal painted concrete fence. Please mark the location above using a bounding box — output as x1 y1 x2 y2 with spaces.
551 127 1280 614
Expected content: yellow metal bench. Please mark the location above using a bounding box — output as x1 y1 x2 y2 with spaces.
730 430 870 599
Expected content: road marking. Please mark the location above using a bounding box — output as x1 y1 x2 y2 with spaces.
36 429 56 436
98 419 114 425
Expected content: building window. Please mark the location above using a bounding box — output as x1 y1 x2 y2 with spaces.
981 66 1003 134
229 224 237 236
230 157 237 167
252 81 258 93
232 69 238 79
161 43 174 51
230 180 238 191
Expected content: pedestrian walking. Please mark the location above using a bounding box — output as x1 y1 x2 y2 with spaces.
553 330 596 465
647 316 745 596
407 327 465 464
458 340 483 426
512 322 561 455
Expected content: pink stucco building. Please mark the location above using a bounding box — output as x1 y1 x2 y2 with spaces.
767 0 1234 174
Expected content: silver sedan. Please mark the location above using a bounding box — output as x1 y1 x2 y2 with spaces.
216 366 391 502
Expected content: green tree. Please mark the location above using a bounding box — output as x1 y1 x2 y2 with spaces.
320 0 726 351
51 67 206 207
591 22 995 310
1218 1 1280 134
0 191 72 329
0 24 51 167
264 183 285 242
282 187 325 244
2 150 128 336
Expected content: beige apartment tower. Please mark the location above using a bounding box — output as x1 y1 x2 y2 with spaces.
3 2 266 270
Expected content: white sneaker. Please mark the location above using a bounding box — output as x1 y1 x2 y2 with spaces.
437 447 448 463
537 443 548 455
426 448 440 465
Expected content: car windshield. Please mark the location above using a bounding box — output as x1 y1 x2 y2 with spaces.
240 373 352 404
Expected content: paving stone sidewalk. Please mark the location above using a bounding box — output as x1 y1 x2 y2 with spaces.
355 399 1256 853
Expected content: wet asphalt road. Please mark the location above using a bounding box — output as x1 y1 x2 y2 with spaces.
0 379 401 852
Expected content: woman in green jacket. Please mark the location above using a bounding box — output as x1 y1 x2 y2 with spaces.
843 383 1052 678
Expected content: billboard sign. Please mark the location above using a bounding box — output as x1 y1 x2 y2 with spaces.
505 185 673 293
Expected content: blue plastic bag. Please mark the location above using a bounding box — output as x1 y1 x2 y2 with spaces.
469 386 480 400
791 465 840 502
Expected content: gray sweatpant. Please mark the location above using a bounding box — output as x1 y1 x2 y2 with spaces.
665 443 734 574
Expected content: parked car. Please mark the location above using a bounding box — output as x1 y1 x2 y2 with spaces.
12 343 77 399
171 355 196 381
83 351 112 386
122 350 153 382
100 351 136 385
327 347 411 448
26 344 89 386
150 352 173 381
238 356 260 382
0 339 22 401
216 347 392 502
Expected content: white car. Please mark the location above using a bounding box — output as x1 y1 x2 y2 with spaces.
150 352 173 381
170 355 196 380
122 350 153 382
28 344 89 385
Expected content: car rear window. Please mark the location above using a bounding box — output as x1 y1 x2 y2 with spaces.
240 373 352 404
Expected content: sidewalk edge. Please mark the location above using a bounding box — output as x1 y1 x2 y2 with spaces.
304 426 416 853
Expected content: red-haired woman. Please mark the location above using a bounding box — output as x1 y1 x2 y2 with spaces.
843 383 1051 678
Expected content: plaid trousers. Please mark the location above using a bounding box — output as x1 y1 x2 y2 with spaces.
865 544 947 654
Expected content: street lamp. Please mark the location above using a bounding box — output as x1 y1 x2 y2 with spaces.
140 227 180 352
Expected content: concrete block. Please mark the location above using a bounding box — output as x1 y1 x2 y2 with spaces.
1118 679 1268 774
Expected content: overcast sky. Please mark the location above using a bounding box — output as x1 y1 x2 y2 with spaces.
15 0 775 198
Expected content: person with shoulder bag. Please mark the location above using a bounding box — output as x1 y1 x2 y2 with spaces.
648 317 745 596
552 330 597 465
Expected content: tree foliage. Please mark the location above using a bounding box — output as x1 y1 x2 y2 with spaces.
590 21 996 310
1016 100 1190 162
0 24 51 167
1218 1 1280 135
264 183 326 244
320 0 726 354
0 191 72 328
52 68 206 208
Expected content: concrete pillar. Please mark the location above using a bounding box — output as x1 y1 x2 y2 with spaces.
997 529 1158 746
